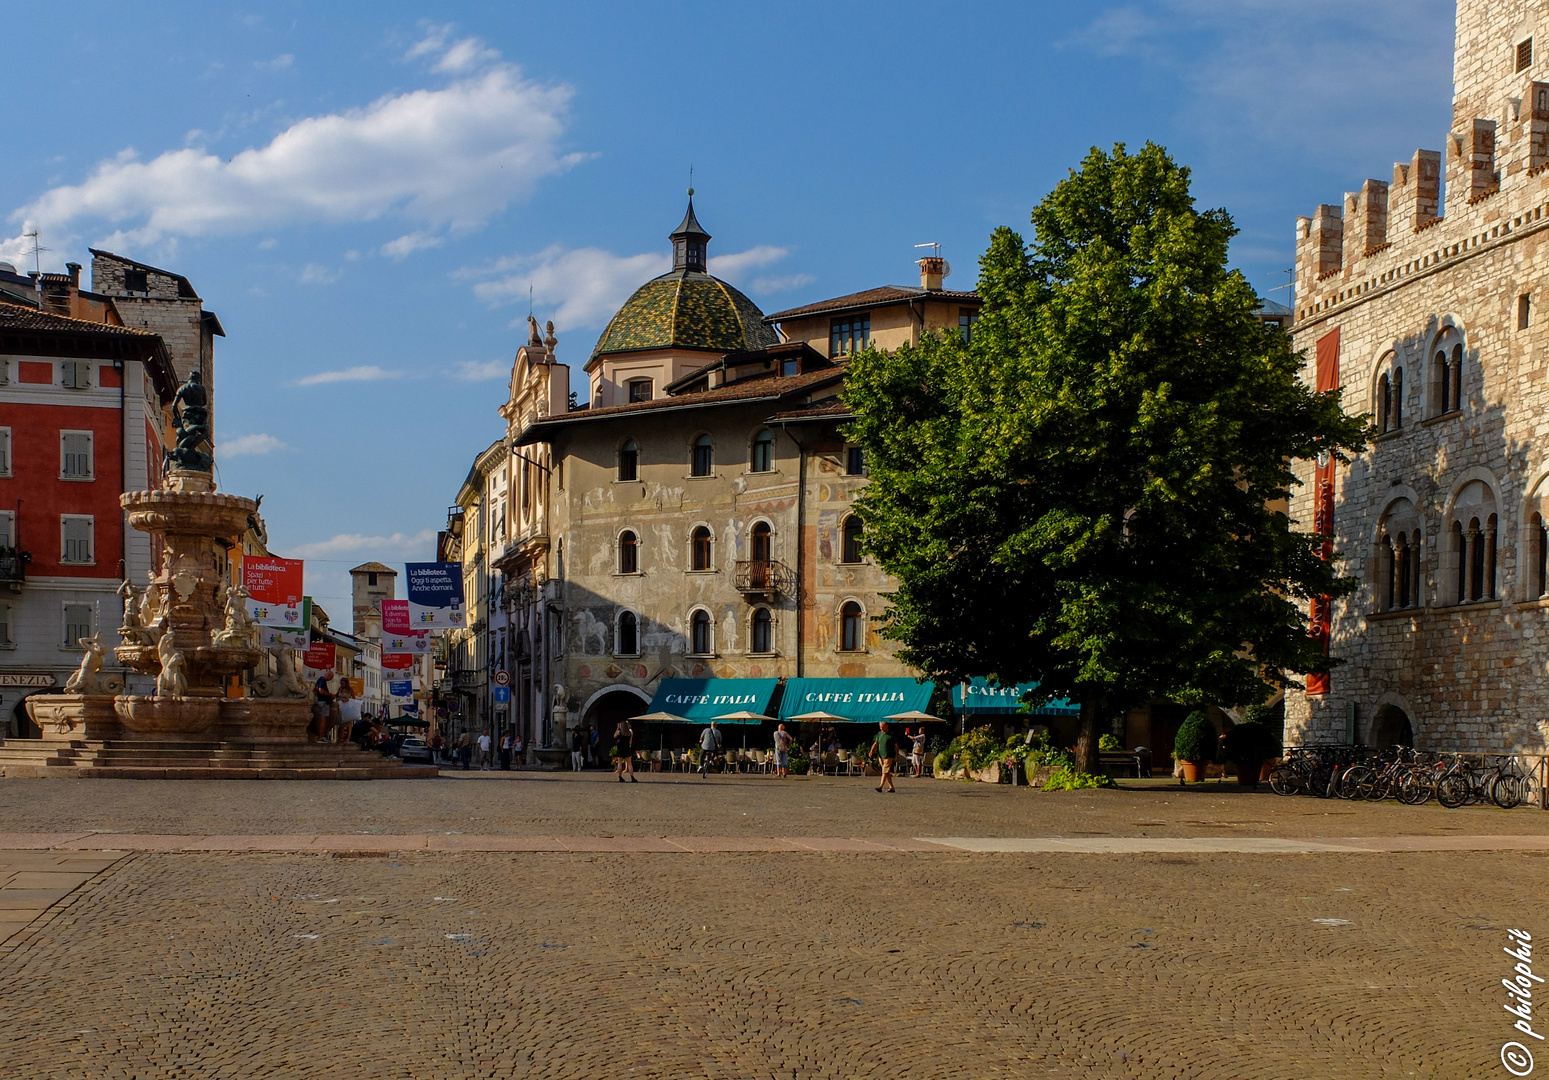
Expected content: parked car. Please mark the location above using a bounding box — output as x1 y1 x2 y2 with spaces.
398 736 433 763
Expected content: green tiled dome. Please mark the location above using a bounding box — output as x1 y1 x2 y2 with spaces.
590 269 779 361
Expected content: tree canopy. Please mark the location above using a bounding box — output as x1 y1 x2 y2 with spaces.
843 143 1368 773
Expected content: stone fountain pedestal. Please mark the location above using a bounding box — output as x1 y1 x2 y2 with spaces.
2 463 435 780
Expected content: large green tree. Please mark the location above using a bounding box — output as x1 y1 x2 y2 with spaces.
844 143 1368 774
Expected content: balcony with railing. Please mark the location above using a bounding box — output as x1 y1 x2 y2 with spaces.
0 547 30 590
733 559 794 600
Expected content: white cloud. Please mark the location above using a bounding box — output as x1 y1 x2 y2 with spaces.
6 55 581 254
381 231 444 260
257 237 277 250
452 358 510 381
299 262 341 284
433 38 500 74
752 273 816 295
256 54 294 71
285 528 438 560
465 243 798 330
295 365 401 386
220 433 288 456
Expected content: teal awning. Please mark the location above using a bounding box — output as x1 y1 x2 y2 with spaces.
645 679 778 723
777 678 935 723
952 677 1079 717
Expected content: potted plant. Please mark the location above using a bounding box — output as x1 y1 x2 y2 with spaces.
1222 718 1277 788
1171 711 1216 784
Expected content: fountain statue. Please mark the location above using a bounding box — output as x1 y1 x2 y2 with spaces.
16 369 434 776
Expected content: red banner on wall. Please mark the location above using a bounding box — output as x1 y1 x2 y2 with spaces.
1305 327 1341 697
380 652 414 671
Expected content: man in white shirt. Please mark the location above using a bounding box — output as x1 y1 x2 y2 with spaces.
477 730 492 770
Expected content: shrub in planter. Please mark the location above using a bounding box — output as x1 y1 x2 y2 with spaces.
1171 711 1216 782
1098 734 1122 752
1042 765 1111 791
1221 721 1277 787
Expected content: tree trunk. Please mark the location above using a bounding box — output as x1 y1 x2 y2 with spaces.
1075 690 1101 775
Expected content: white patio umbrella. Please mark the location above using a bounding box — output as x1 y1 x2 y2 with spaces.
714 710 771 750
885 710 944 723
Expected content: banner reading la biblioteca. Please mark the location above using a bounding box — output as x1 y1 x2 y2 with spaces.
405 562 465 631
244 557 307 648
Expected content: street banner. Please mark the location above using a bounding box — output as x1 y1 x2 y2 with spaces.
302 642 336 672
382 630 431 657
380 652 414 671
259 626 307 649
244 557 305 629
389 680 413 698
381 599 411 635
405 562 465 630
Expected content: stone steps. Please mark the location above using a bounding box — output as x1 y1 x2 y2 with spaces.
0 737 437 780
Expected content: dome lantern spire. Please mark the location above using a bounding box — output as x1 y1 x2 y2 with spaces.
670 189 711 273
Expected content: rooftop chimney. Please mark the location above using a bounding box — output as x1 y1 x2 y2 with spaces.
66 262 80 287
918 256 946 291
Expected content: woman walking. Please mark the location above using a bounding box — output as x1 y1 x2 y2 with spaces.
613 720 638 783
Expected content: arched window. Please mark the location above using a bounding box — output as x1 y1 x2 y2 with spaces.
691 526 713 571
1376 372 1391 433
1431 335 1465 417
750 521 771 564
751 607 773 654
1392 366 1403 428
1451 520 1466 604
617 611 638 655
750 430 774 472
1434 349 1451 415
690 609 712 655
1534 512 1548 599
691 434 714 477
841 516 864 563
618 440 638 482
1448 481 1498 603
1451 343 1463 413
1375 499 1421 612
840 601 865 651
618 529 638 574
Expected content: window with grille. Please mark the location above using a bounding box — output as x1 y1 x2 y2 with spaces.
61 432 92 479
690 610 712 655
1520 38 1534 73
63 603 92 646
829 314 871 358
61 516 93 564
691 434 713 477
0 602 11 646
61 361 90 389
751 430 773 472
0 428 10 476
123 269 149 293
618 440 638 482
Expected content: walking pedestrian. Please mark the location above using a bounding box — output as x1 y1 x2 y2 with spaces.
911 726 927 777
477 730 492 770
569 726 584 771
870 721 897 793
772 723 792 779
430 731 446 763
613 721 637 783
456 731 472 770
499 731 514 770
697 721 723 777
588 724 600 767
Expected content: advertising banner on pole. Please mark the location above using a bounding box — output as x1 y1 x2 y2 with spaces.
256 595 309 649
381 599 411 635
382 630 431 658
302 642 336 672
244 557 306 629
389 680 413 698
405 563 465 631
380 652 414 671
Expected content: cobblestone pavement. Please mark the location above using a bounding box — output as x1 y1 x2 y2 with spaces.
0 769 1546 839
0 847 1535 1079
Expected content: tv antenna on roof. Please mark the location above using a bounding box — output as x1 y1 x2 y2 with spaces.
914 242 951 280
24 231 48 278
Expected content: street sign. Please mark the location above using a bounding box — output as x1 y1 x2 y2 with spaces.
493 686 511 703
494 670 510 687
0 673 55 688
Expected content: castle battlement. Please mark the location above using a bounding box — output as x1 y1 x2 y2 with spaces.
1295 1 1549 325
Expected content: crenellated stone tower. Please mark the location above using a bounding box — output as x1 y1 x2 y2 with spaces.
1287 0 1549 753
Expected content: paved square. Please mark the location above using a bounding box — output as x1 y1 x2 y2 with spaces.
0 772 1539 1078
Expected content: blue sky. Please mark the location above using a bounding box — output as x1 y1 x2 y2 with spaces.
5 1 1455 613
